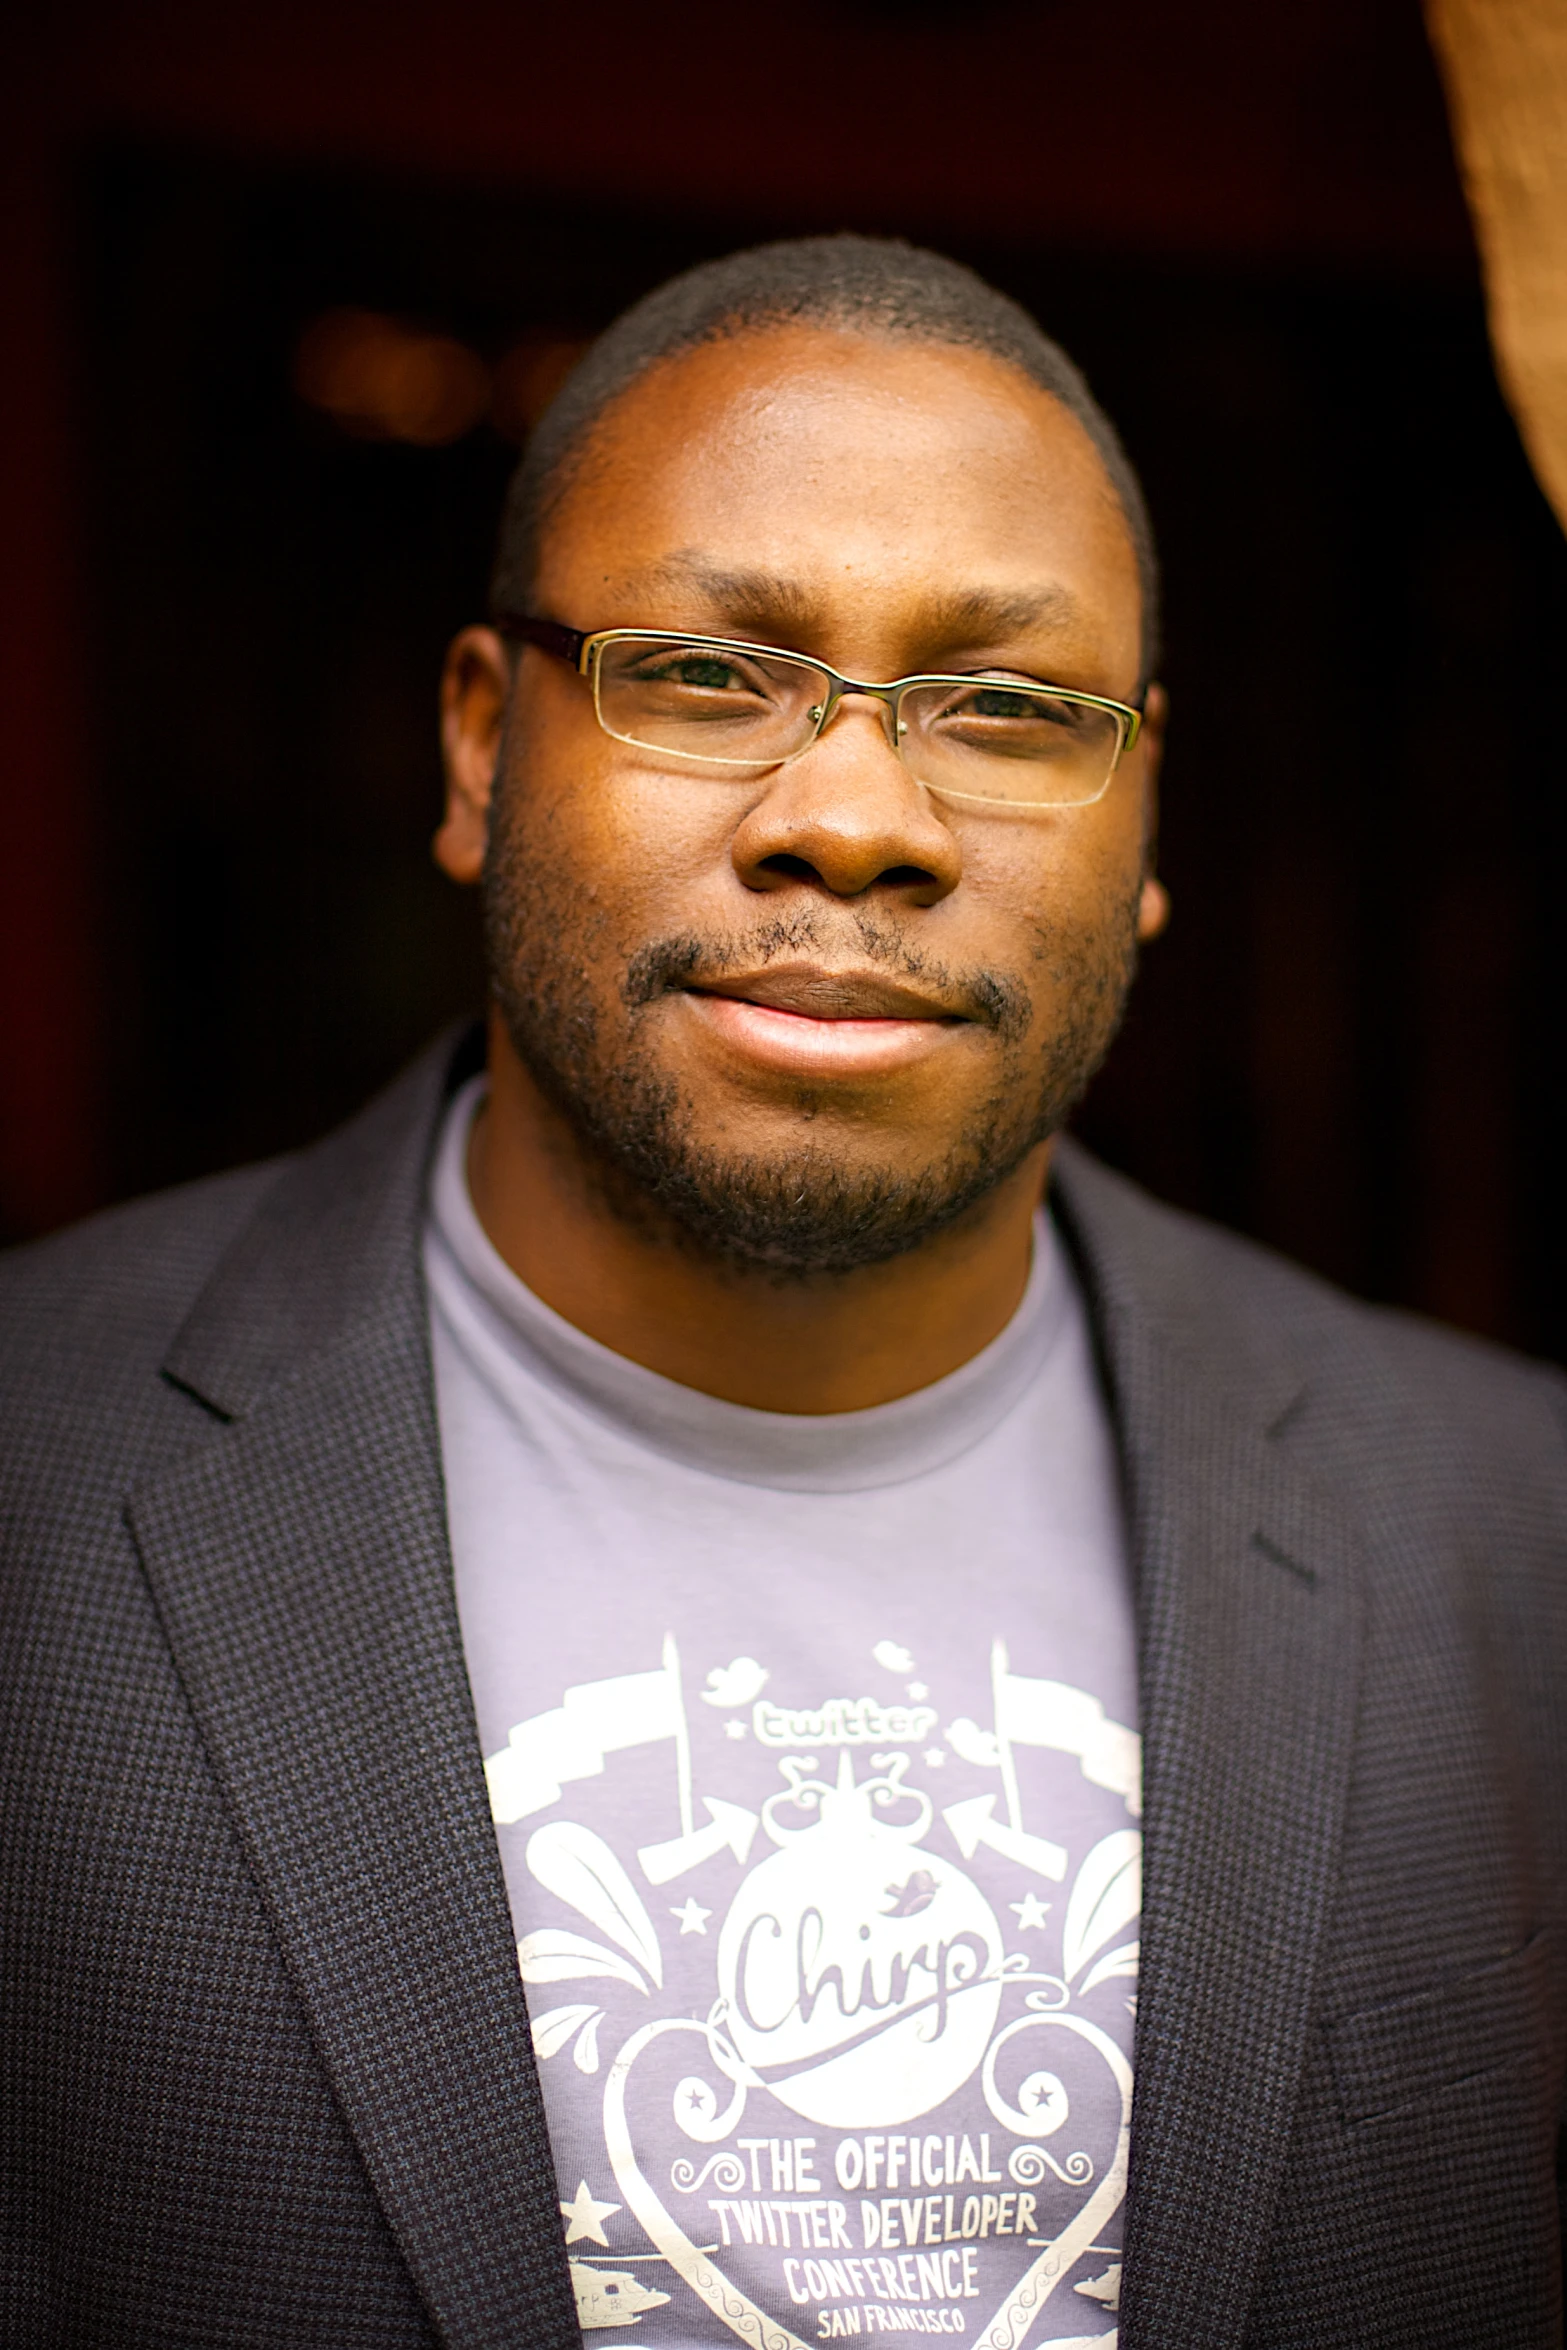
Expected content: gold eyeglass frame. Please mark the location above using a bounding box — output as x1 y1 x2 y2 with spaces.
499 615 1144 809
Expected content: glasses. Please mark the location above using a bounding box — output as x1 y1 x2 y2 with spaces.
498 616 1143 809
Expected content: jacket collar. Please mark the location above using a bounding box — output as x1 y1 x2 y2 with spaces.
142 1037 1361 2350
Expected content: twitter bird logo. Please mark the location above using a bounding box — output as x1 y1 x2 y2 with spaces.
701 1657 769 1708
872 1640 915 1675
946 1717 1001 1767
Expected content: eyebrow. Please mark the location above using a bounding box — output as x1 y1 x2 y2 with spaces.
610 554 1085 659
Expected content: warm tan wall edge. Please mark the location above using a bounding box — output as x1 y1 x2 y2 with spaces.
1425 0 1567 534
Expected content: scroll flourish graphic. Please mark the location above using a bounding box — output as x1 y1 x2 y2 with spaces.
670 2148 747 2195
974 2012 1133 2350
604 2015 811 2350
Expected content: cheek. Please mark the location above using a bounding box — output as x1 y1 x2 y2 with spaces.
523 751 759 935
601 770 742 878
505 730 692 888
956 805 1144 964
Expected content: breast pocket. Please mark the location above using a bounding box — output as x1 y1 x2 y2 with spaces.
1326 1928 1558 2127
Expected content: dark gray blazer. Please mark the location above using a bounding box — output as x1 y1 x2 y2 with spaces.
3 1028 1564 2348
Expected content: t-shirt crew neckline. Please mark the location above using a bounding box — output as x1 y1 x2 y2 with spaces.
427 1075 1075 1495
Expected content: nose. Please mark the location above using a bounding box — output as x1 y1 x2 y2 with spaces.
729 696 963 906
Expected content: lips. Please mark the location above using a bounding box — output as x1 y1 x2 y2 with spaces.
675 963 973 1080
683 963 968 1024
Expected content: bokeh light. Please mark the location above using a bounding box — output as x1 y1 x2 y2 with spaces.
294 309 491 444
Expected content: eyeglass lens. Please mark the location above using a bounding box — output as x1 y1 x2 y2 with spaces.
590 637 1125 807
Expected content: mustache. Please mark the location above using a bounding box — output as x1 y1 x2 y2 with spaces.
622 909 1032 1042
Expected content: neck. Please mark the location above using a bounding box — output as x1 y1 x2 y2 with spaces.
467 1015 1051 1414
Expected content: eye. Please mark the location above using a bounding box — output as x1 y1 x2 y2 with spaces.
636 653 752 692
964 686 1046 720
948 684 1093 726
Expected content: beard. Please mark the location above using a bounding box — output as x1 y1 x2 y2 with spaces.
482 781 1141 1280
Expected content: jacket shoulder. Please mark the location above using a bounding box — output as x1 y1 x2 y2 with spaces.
0 1026 468 1471
0 1157 295 1411
1053 1139 1567 1474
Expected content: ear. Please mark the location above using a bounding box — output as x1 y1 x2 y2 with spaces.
434 625 512 885
1133 680 1171 942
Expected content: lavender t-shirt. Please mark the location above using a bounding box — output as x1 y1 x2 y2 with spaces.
426 1079 1139 2350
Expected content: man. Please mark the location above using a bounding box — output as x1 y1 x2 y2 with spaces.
2 238 1562 2350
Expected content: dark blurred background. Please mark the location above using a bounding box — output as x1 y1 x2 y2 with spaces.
4 0 1564 1356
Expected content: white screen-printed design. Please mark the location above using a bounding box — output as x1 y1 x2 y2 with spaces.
488 1637 1139 2349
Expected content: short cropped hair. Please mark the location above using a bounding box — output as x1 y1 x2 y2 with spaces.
491 233 1160 687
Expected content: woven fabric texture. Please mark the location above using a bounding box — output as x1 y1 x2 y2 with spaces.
2 1025 1563 2348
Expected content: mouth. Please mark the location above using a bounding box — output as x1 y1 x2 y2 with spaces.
685 963 971 1024
677 962 974 1078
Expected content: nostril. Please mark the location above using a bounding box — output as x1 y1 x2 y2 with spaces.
755 852 938 892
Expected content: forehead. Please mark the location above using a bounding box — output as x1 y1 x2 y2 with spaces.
535 327 1141 675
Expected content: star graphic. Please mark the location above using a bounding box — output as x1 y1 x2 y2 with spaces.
724 1719 748 1740
924 1748 946 1768
1009 1892 1052 1931
907 1681 929 1700
1018 2070 1069 2127
560 2180 621 2246
671 1896 712 1936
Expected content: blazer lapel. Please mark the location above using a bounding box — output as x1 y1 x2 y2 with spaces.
1055 1147 1365 2350
128 1035 580 2350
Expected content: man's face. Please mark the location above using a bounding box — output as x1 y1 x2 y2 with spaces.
466 326 1161 1275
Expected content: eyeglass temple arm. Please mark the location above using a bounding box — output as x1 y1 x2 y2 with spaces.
494 614 590 670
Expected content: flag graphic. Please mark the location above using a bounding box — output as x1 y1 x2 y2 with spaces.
487 1634 691 1825
991 1642 1142 1817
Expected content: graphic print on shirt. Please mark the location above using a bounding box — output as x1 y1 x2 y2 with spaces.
487 1636 1138 2349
